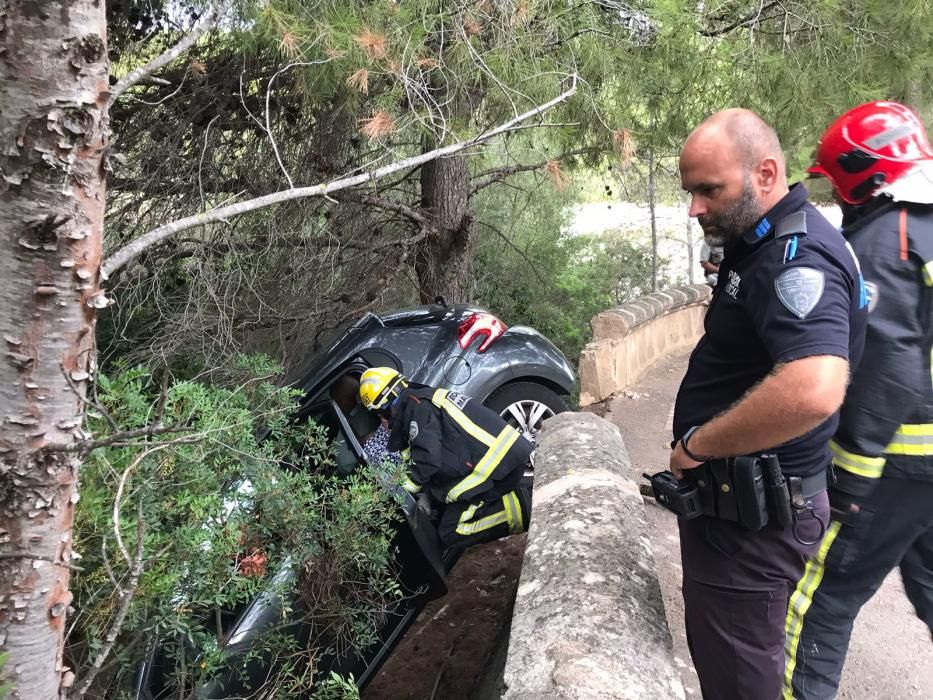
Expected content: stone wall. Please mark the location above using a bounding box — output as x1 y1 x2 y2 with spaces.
501 413 684 700
578 284 711 406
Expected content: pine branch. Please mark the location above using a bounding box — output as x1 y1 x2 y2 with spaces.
109 0 235 104
101 77 579 278
700 1 782 37
338 193 428 226
470 147 599 196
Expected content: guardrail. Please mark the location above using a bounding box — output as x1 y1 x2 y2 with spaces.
579 284 711 406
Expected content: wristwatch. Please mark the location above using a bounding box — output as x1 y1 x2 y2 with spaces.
680 426 711 462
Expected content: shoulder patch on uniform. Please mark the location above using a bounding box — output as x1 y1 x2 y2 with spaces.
776 211 808 239
864 280 879 312
774 267 825 319
446 391 470 410
408 420 419 441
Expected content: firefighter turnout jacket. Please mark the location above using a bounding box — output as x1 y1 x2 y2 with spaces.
831 202 933 485
386 386 533 504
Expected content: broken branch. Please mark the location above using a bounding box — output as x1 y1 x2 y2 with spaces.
102 76 579 277
109 0 235 104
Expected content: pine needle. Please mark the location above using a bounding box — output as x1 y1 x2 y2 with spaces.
613 128 636 168
354 28 388 61
360 111 396 140
279 31 301 59
545 160 570 191
346 68 370 95
464 18 483 37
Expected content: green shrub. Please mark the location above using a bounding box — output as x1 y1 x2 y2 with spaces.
66 358 399 698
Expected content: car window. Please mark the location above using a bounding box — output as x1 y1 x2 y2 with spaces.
301 402 364 476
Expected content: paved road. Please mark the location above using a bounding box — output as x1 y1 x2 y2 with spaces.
607 352 933 699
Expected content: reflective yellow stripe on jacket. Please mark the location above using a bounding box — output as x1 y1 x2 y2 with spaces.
923 259 933 286
885 423 933 457
830 440 885 478
431 388 495 447
446 425 521 503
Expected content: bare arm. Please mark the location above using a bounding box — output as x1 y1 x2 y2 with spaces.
700 260 719 274
671 355 849 476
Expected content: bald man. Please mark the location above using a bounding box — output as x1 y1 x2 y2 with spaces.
667 110 868 699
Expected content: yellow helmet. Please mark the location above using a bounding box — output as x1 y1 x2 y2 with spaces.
359 367 408 411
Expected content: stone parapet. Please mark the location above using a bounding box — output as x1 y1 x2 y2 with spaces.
579 284 710 405
501 412 684 700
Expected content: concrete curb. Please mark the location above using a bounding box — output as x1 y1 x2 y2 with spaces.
502 412 685 700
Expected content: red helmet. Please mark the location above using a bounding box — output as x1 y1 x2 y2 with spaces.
808 101 933 204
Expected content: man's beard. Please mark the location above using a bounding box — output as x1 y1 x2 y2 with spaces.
698 176 763 242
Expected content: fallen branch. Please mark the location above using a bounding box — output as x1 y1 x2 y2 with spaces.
102 77 579 278
109 0 235 104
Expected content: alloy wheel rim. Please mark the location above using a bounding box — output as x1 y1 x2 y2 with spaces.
500 400 554 445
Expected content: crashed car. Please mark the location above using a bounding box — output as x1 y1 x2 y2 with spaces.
133 303 575 697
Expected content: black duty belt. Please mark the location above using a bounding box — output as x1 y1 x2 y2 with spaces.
643 454 828 545
787 469 828 504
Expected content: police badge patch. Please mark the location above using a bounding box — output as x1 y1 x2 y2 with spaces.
408 421 419 441
775 267 825 319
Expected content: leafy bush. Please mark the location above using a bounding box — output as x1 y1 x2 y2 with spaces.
65 358 399 698
473 175 669 364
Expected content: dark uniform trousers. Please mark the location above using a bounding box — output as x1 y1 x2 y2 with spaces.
438 485 532 548
679 491 829 700
784 475 933 699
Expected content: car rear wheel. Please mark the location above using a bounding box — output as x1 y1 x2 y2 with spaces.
484 382 568 446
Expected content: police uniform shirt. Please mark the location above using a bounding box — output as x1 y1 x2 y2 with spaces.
674 183 868 477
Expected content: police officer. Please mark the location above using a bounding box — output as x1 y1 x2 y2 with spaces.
784 101 933 699
669 109 868 700
359 366 532 548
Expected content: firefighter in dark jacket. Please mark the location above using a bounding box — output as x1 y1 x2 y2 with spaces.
784 101 933 699
359 366 532 548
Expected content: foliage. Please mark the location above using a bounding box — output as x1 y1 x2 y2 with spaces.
98 0 933 379
473 172 670 363
65 358 399 698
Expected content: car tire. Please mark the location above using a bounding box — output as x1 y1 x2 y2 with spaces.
484 382 568 447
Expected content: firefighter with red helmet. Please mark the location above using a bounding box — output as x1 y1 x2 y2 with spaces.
784 101 933 698
359 367 532 548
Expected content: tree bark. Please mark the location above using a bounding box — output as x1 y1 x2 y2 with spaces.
416 153 473 304
647 146 658 293
0 3 109 698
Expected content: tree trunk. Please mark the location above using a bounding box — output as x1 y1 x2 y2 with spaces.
647 147 658 293
0 3 109 698
416 153 473 304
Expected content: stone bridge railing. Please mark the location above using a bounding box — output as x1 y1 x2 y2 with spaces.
579 284 711 406
500 286 713 698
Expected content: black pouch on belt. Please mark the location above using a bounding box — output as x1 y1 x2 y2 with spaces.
705 457 769 530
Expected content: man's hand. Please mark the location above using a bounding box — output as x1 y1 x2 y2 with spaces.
670 440 704 480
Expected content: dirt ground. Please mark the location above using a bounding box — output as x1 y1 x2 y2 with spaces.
363 534 526 700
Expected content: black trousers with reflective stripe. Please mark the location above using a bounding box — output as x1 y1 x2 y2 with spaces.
437 487 531 548
785 476 933 699
678 492 829 700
